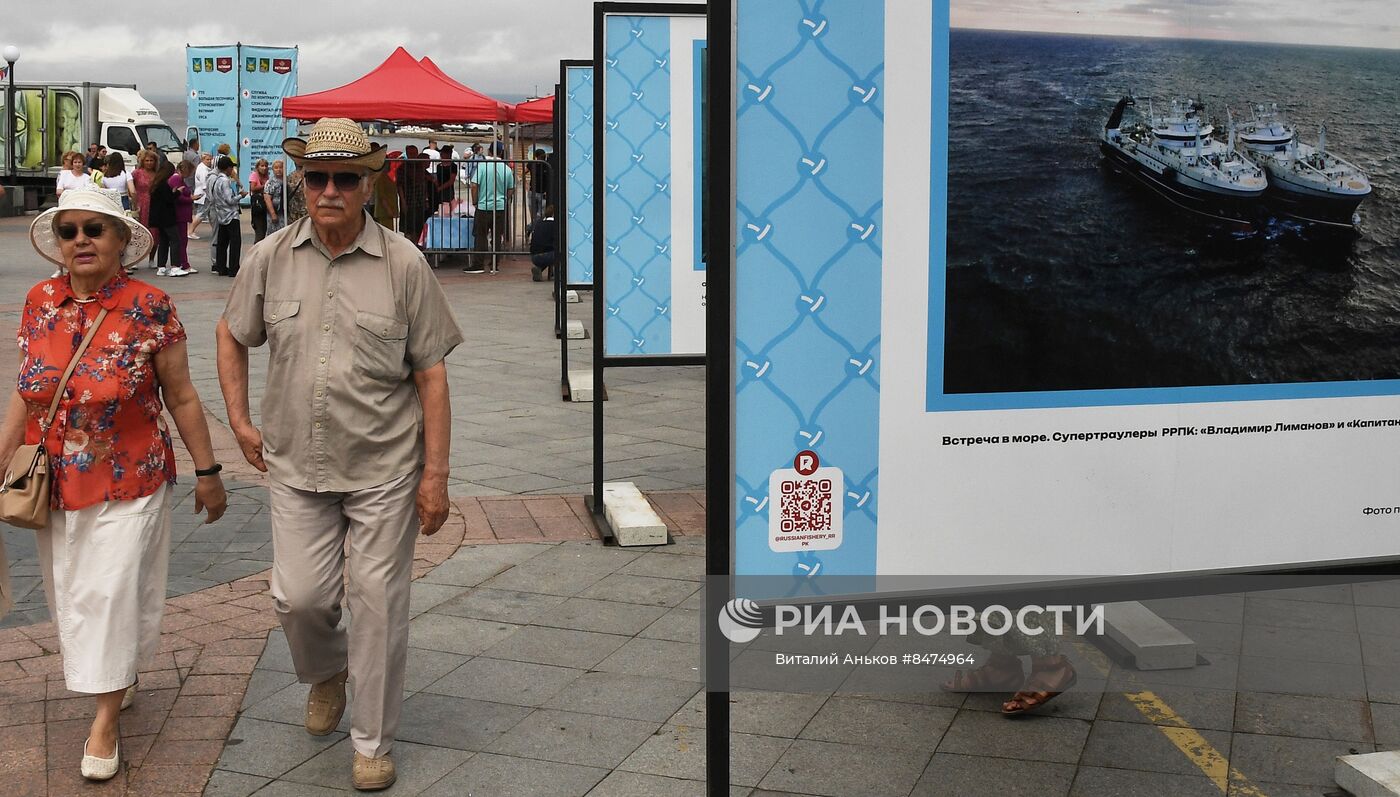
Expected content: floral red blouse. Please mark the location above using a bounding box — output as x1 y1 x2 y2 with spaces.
17 272 186 511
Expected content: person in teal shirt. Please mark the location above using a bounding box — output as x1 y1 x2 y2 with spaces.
465 155 515 273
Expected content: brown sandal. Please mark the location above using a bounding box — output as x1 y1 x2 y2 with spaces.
941 656 1024 693
1001 659 1077 715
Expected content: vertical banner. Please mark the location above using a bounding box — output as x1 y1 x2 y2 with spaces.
237 46 298 174
733 0 884 581
600 8 707 356
565 64 595 286
186 46 239 156
731 0 1400 594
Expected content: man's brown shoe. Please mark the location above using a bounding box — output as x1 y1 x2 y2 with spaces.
352 751 396 791
304 669 348 736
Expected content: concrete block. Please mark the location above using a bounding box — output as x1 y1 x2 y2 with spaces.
566 290 580 303
567 369 594 402
1337 750 1400 796
1101 601 1197 671
602 481 668 547
566 319 588 340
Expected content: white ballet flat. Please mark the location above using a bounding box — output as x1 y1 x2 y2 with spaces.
80 736 120 781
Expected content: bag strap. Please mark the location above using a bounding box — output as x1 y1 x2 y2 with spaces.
41 307 108 433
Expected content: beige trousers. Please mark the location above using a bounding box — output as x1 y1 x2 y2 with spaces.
268 470 419 759
37 484 171 693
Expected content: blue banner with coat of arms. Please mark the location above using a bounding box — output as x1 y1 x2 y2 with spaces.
237 46 298 177
186 46 239 158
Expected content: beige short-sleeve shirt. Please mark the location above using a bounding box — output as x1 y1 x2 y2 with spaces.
223 213 463 492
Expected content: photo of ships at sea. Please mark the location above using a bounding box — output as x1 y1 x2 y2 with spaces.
942 14 1400 395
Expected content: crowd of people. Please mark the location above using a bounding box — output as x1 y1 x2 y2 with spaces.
49 130 559 287
52 138 307 281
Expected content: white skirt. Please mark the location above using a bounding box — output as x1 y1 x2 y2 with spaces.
36 484 171 693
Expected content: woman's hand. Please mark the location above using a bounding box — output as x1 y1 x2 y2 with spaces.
194 474 227 524
0 391 30 476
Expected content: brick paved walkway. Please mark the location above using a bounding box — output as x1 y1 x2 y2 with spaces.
0 493 703 795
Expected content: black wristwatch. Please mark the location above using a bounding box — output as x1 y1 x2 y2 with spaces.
195 463 223 478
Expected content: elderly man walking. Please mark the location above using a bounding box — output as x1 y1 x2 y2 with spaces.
215 118 463 791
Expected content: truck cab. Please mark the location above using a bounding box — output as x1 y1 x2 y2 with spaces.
97 88 184 168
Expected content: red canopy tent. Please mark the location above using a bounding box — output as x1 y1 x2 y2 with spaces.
281 47 509 123
417 57 514 122
510 95 554 124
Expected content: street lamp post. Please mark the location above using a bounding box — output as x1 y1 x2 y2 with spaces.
3 46 18 181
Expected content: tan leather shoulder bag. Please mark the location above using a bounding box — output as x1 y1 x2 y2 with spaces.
0 307 109 530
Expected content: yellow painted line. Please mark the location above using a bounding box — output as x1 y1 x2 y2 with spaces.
1069 640 1269 796
1125 691 1268 796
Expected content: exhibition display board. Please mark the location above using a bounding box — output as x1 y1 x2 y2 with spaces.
564 63 595 287
188 45 298 174
728 0 1400 589
597 4 707 357
236 46 298 176
186 46 240 156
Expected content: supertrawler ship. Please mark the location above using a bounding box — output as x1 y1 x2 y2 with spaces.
1101 96 1267 228
1237 103 1371 230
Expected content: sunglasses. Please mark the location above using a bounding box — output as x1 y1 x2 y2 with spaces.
303 170 366 191
55 221 111 240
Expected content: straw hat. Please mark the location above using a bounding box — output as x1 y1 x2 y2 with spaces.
30 187 153 268
282 118 386 170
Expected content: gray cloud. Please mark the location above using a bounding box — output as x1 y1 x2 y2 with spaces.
0 0 599 103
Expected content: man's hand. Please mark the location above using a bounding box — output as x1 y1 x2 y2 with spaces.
232 423 267 472
417 472 449 536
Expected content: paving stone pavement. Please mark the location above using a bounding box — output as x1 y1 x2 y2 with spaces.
205 541 1400 797
0 492 705 796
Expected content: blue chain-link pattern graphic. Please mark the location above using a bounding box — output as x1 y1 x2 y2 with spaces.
603 15 673 355
734 0 884 581
565 66 595 285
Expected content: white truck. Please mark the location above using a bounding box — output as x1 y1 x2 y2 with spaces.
1 82 189 210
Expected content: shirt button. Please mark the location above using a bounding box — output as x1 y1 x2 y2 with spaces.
314 422 321 429
327 291 333 298
319 357 326 364
323 324 330 331
315 391 323 398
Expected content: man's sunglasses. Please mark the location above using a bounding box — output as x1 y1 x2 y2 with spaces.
303 170 366 191
55 222 110 240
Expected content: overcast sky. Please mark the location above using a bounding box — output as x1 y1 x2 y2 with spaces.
953 0 1399 50
1 0 596 102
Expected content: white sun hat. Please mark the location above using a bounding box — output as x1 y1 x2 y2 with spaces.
29 187 154 268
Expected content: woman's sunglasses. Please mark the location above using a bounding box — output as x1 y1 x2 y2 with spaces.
303 170 366 191
55 222 110 240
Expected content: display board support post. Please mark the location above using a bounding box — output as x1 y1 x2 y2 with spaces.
704 1 733 794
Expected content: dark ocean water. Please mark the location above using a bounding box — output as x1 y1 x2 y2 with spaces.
943 29 1400 394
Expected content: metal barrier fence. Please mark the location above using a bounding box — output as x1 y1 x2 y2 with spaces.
381 155 554 272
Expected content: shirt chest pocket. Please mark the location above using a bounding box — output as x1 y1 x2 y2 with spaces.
353 311 409 381
264 300 300 347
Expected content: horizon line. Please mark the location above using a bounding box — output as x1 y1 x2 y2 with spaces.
950 24 1400 53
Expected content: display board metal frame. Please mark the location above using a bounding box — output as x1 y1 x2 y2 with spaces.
556 61 602 401
708 0 1400 793
589 2 708 538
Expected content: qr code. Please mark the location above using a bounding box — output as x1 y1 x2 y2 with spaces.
779 479 834 533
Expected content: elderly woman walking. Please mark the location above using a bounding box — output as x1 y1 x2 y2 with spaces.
0 188 228 781
131 150 163 269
